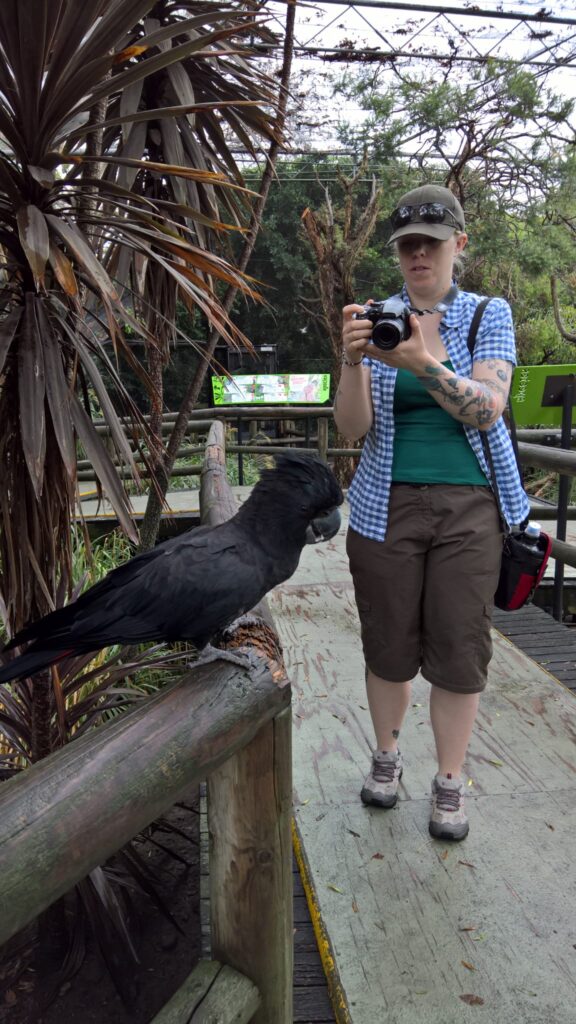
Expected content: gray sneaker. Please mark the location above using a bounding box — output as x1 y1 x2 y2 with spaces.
429 773 469 841
361 750 403 808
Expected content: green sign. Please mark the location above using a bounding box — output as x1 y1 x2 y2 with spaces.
510 364 576 427
212 373 330 406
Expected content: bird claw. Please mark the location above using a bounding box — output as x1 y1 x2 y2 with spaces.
190 643 261 673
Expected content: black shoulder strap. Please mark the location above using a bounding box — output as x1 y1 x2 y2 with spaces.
466 297 491 356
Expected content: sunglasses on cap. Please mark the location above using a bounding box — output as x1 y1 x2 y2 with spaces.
390 203 460 230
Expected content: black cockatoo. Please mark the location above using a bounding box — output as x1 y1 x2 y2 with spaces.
0 453 343 684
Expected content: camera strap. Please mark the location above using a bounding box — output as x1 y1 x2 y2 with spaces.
409 283 459 317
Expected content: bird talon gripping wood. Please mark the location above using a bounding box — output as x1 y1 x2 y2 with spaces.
189 644 260 674
0 453 343 685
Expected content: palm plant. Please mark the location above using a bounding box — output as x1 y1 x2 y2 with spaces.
0 0 284 999
0 522 197 1001
0 0 279 733
78 0 282 481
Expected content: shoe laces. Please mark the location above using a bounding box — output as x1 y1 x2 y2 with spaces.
372 755 399 783
435 782 462 813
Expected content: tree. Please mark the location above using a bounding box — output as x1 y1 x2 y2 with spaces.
544 150 576 345
227 154 407 369
301 157 381 486
333 57 576 363
91 0 282 505
0 0 278 639
335 58 574 211
137 0 297 551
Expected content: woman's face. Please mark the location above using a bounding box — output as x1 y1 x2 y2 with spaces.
396 231 467 299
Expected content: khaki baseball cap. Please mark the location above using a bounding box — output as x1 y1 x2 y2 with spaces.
388 184 465 243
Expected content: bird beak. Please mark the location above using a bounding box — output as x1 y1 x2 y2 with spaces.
305 507 342 544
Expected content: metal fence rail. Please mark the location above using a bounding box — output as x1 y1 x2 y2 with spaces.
87 405 576 610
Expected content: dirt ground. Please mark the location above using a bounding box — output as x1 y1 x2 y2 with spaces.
0 790 201 1024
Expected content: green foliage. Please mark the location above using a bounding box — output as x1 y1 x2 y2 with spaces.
228 155 411 370
71 526 132 587
515 308 576 366
333 59 573 211
231 145 575 374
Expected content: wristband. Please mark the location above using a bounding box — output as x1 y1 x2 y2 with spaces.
342 350 363 367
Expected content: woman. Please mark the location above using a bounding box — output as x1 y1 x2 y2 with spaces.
335 184 529 841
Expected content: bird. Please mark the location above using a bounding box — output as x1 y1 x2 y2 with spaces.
0 452 343 685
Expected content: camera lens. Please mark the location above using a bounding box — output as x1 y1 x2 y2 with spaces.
372 320 402 350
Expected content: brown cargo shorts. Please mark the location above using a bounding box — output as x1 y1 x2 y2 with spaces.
346 484 503 693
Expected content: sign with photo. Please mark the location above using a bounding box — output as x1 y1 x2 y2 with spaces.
211 373 330 406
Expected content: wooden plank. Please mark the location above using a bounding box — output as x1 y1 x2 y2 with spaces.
494 622 569 638
541 668 576 682
294 959 331 986
269 506 576 1024
493 605 569 625
150 960 260 1024
494 622 566 636
293 922 325 955
293 987 337 1022
294 893 314 923
208 708 293 1024
492 605 576 691
507 644 576 655
75 484 252 521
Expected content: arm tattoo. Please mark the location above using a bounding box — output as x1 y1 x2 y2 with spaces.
475 376 508 399
417 365 500 427
474 359 510 384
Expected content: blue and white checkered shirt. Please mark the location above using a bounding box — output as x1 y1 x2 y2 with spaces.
348 288 530 540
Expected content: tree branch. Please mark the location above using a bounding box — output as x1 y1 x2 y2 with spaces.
551 274 576 343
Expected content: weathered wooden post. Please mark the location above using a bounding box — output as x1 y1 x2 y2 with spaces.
201 420 294 1023
208 704 292 1024
318 415 329 462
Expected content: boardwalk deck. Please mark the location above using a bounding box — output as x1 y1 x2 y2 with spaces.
76 484 205 517
78 482 576 1020
268 505 576 1024
493 603 576 690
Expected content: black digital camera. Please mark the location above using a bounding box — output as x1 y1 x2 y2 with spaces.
354 296 412 350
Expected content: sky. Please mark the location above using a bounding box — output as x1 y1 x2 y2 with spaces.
260 0 576 151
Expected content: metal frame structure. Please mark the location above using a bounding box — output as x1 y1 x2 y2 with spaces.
267 0 576 70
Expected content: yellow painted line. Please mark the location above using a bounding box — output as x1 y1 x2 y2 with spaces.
291 817 352 1024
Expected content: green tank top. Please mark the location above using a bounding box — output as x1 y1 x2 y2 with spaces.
391 361 489 485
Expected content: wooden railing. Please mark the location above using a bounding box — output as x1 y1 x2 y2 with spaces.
88 404 576 617
0 421 293 1024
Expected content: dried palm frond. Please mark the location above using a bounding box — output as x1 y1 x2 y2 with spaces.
0 0 279 635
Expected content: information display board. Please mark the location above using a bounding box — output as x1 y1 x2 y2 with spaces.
211 373 330 406
510 364 576 427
